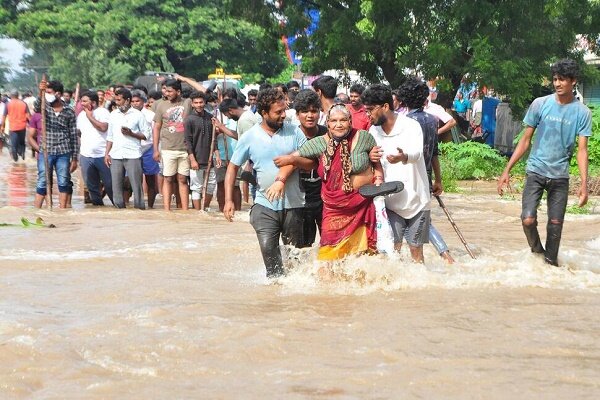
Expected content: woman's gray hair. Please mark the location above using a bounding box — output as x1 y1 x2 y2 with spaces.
326 103 352 123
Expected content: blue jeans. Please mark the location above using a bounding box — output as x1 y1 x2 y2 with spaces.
36 153 72 195
429 224 449 254
80 155 113 205
521 172 569 266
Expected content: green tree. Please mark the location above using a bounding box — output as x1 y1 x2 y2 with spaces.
0 0 288 87
281 0 600 113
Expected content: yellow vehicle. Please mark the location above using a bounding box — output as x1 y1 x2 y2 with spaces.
207 68 244 89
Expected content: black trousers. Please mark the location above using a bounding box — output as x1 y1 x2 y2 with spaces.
249 204 304 277
521 172 569 266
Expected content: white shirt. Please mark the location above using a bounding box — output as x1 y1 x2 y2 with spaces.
236 109 260 138
370 116 431 219
140 107 155 151
77 107 111 158
471 99 483 114
424 101 453 124
107 107 151 160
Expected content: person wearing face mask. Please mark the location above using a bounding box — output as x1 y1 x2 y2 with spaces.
34 79 78 208
104 87 151 209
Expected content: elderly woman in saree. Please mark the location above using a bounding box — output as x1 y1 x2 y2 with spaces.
267 104 391 261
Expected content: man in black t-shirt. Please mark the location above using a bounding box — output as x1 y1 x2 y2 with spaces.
294 90 327 247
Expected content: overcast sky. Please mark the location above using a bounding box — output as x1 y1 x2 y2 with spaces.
0 38 30 73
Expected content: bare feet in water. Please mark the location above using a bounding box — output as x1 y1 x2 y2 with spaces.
441 251 455 264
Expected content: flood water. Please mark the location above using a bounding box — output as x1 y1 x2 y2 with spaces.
0 156 599 399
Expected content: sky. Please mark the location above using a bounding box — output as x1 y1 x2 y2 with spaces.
0 38 30 74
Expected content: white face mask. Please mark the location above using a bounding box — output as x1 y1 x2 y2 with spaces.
44 93 56 104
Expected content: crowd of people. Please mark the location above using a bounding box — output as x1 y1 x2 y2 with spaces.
0 58 592 276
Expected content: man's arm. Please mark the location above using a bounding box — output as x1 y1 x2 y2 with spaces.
223 162 241 221
27 126 39 152
69 112 79 171
431 155 443 196
174 73 207 93
438 118 456 135
212 117 238 139
104 141 113 167
497 125 535 195
152 121 162 161
85 109 108 132
576 136 589 207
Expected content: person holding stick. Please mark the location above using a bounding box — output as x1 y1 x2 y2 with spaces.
498 59 591 267
34 79 78 209
184 91 218 210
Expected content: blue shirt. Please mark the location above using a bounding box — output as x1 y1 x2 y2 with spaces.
230 122 306 210
524 95 592 179
482 96 501 146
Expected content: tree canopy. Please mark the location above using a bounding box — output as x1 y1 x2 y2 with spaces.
1 0 599 114
0 0 288 88
282 0 600 113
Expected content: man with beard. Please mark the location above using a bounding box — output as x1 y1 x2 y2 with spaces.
152 79 193 211
363 84 431 263
105 88 151 209
77 91 113 206
397 77 455 264
223 88 306 278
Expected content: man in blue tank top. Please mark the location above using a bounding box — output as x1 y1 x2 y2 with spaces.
498 59 592 266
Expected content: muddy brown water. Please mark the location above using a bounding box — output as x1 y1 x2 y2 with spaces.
0 156 599 399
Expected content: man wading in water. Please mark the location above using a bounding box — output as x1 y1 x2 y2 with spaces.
498 59 591 266
223 89 306 278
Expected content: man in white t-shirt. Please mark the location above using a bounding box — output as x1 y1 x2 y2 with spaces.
363 84 431 263
105 88 151 209
424 97 456 137
77 91 113 205
131 89 159 208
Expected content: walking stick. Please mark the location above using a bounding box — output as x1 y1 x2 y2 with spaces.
435 195 475 259
221 71 229 163
201 123 218 211
74 82 80 104
39 74 53 209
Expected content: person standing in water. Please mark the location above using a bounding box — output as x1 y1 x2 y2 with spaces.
498 59 591 266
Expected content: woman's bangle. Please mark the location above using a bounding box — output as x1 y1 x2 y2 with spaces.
275 176 286 184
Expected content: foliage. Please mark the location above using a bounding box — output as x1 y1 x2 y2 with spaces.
0 49 10 88
280 0 600 114
570 105 600 176
0 0 289 88
565 202 592 215
439 141 507 180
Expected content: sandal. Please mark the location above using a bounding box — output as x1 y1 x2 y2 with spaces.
359 181 404 198
239 171 257 186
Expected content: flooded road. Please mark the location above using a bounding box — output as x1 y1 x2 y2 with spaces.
0 156 599 399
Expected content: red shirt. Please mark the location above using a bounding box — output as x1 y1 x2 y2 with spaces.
5 99 29 131
347 104 371 131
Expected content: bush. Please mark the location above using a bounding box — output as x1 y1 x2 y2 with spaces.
439 141 507 180
569 105 600 177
